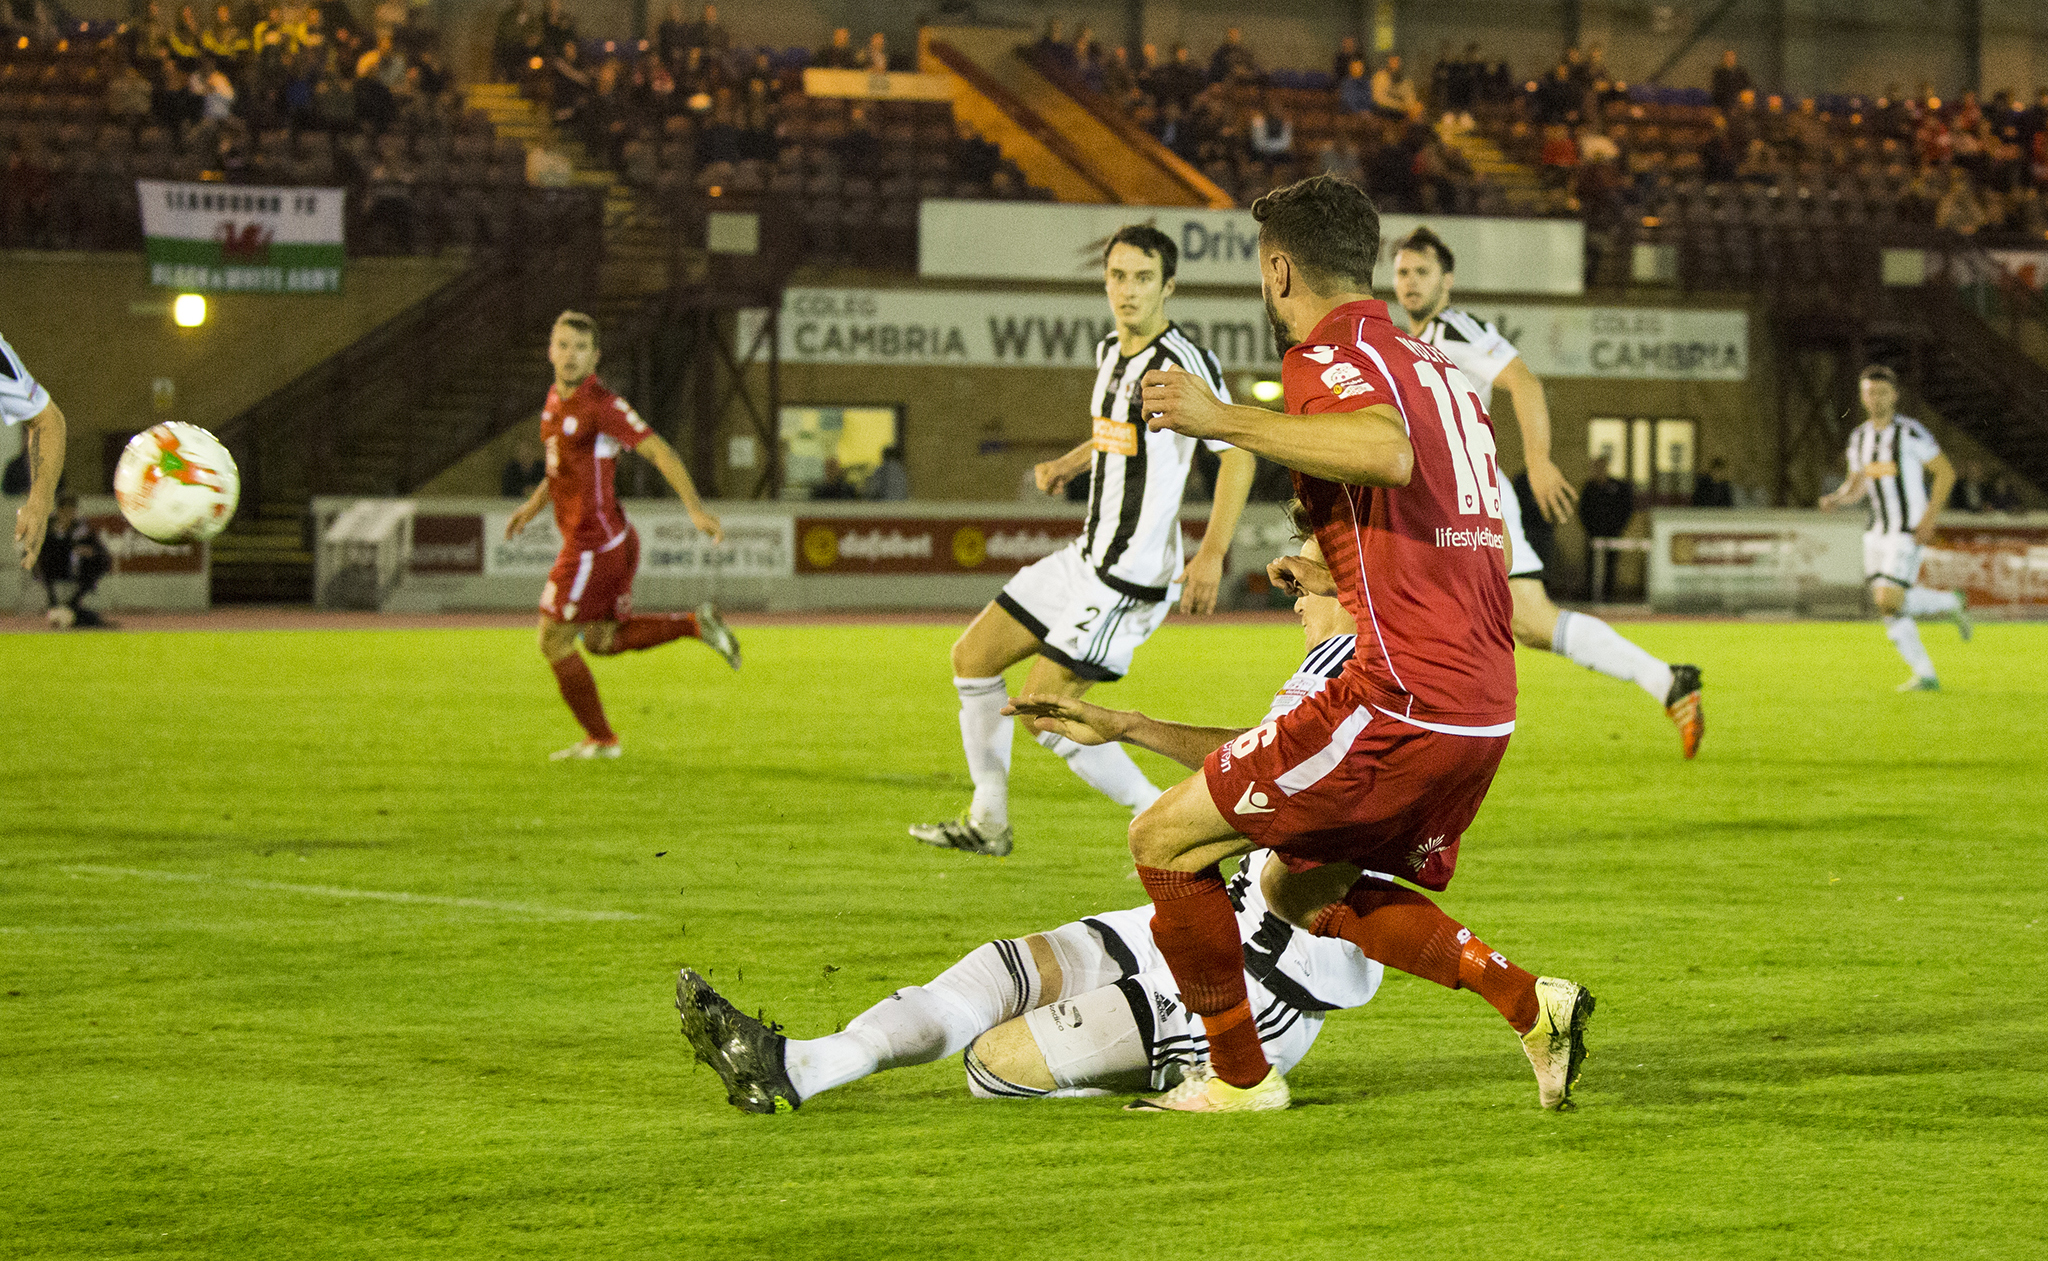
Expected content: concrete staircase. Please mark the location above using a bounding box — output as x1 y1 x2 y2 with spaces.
1445 127 1556 216
461 82 676 315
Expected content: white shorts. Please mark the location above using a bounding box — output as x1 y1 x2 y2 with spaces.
1045 908 1324 1090
996 543 1174 682
1495 474 1544 579
1864 532 1922 587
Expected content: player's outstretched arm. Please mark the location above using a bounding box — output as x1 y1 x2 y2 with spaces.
1140 368 1412 487
14 399 65 570
504 478 551 539
638 433 724 542
1034 440 1094 495
1496 357 1577 523
1008 694 1246 770
1179 447 1256 614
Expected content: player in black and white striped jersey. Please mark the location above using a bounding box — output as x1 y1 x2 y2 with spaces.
1392 228 1706 757
2 330 69 571
911 225 1258 857
676 594 1382 1112
1819 364 1970 690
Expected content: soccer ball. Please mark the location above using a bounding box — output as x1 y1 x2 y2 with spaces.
113 422 241 543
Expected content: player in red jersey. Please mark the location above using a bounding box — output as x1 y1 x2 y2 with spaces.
1115 176 1593 1113
506 311 742 760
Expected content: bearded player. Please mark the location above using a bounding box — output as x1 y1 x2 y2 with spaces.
677 589 1385 1112
506 311 742 760
1122 176 1593 1114
1392 227 1703 757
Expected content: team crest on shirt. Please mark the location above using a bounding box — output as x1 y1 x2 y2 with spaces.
1409 833 1453 871
563 416 578 435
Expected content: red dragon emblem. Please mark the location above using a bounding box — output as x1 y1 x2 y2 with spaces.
216 221 274 260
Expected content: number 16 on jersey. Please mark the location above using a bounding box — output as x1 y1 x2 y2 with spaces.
1411 361 1502 520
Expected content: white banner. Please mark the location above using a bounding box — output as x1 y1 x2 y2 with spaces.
483 512 794 577
138 179 346 292
750 289 1747 380
919 201 1585 294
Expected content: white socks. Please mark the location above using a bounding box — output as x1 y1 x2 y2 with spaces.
1035 731 1163 814
1553 609 1675 704
955 676 1012 828
1904 586 1961 618
782 938 1043 1102
1884 615 1938 680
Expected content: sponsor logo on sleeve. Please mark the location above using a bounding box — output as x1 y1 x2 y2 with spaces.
1320 362 1363 387
1301 345 1338 364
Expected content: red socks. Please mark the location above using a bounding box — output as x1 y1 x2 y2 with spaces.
1138 865 1270 1088
1311 879 1540 1034
549 653 615 742
605 613 700 654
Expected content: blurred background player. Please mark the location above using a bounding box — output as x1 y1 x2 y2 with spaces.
1818 365 1970 690
2 329 68 572
1391 227 1704 758
1128 177 1591 1114
910 225 1257 857
678 592 1383 1113
505 311 742 760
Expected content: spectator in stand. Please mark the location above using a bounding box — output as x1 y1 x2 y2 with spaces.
170 5 202 58
548 39 592 124
1099 45 1138 104
1209 26 1256 84
1032 18 1073 72
137 1 175 59
1072 25 1100 80
865 446 909 501
202 3 249 63
1710 49 1751 112
1331 35 1359 84
1371 55 1418 121
200 56 236 122
106 58 155 120
1337 57 1372 115
494 0 536 79
1535 59 1583 125
1954 461 1993 513
1690 458 1736 508
35 495 113 629
862 31 892 73
502 440 546 498
654 3 687 68
1154 44 1203 110
1986 473 2025 512
814 26 859 69
1935 168 1989 234
539 0 576 61
683 5 729 55
1247 107 1292 160
1538 122 1578 186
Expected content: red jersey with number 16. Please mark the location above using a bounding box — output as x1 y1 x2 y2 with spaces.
1279 299 1515 728
541 375 652 550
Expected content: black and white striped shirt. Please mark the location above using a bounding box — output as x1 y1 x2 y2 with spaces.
1413 308 1520 410
0 332 53 427
1081 323 1233 600
1846 415 1941 535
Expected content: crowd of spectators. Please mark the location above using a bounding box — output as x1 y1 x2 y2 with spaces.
0 3 568 253
492 4 1045 263
1025 21 1502 213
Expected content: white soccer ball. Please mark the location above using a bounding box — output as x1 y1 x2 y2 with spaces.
113 422 241 543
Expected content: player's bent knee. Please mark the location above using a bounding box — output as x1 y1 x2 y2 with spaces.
583 622 621 655
964 1021 1056 1097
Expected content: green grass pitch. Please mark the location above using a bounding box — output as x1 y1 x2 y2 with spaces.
2 615 2044 1260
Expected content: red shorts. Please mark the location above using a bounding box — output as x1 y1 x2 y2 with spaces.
540 527 639 623
1202 681 1510 892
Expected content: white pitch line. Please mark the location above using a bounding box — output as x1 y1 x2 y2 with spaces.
58 865 652 922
